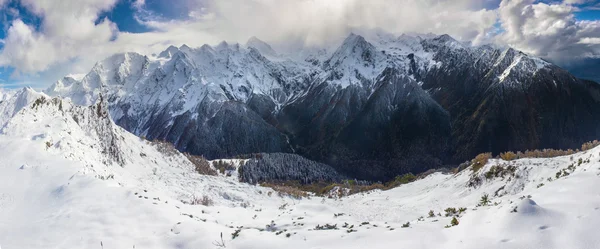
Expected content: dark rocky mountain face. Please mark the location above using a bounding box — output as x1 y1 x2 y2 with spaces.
279 69 452 180
46 34 600 181
418 44 600 163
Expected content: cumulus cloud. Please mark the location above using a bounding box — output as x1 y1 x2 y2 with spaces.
137 0 498 47
497 0 600 61
0 0 118 74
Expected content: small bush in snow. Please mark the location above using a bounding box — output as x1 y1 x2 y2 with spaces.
484 164 517 179
444 208 458 217
314 224 338 230
200 195 214 206
450 217 459 226
279 203 288 210
213 233 226 248
231 229 241 239
266 220 277 232
479 194 490 206
428 210 435 218
189 195 214 206
401 222 410 228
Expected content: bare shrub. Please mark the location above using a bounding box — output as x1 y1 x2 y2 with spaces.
201 195 214 206
186 153 218 176
188 195 214 206
260 183 309 199
500 151 517 161
495 140 600 162
471 153 492 172
150 139 179 157
484 164 517 179
213 160 236 175
582 140 600 151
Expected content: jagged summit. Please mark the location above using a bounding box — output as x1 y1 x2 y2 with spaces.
158 45 180 58
336 33 372 53
321 33 390 88
215 41 230 51
0 86 48 127
246 36 278 57
179 44 193 52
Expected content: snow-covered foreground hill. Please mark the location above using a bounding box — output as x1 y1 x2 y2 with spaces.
0 89 600 249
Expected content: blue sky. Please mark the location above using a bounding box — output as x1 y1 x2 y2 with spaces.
0 0 599 89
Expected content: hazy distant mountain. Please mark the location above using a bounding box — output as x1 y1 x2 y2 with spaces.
561 58 600 84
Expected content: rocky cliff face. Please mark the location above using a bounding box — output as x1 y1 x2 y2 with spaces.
45 33 600 180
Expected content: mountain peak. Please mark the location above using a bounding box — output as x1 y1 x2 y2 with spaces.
327 33 376 66
179 44 193 54
342 33 368 47
158 45 180 58
216 41 230 50
436 34 454 42
428 34 464 49
246 36 263 45
246 36 277 57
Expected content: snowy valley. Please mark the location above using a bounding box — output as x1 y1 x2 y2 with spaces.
0 88 599 249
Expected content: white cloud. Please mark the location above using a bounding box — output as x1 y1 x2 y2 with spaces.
0 19 56 73
139 0 498 47
497 0 600 61
0 0 118 74
580 37 600 44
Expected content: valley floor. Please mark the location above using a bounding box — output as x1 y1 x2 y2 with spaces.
1 103 600 249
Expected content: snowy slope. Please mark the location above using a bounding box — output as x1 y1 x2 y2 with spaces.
1 90 600 249
0 88 14 102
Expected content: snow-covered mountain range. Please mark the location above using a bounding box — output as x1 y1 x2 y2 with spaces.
0 86 599 249
44 32 600 180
